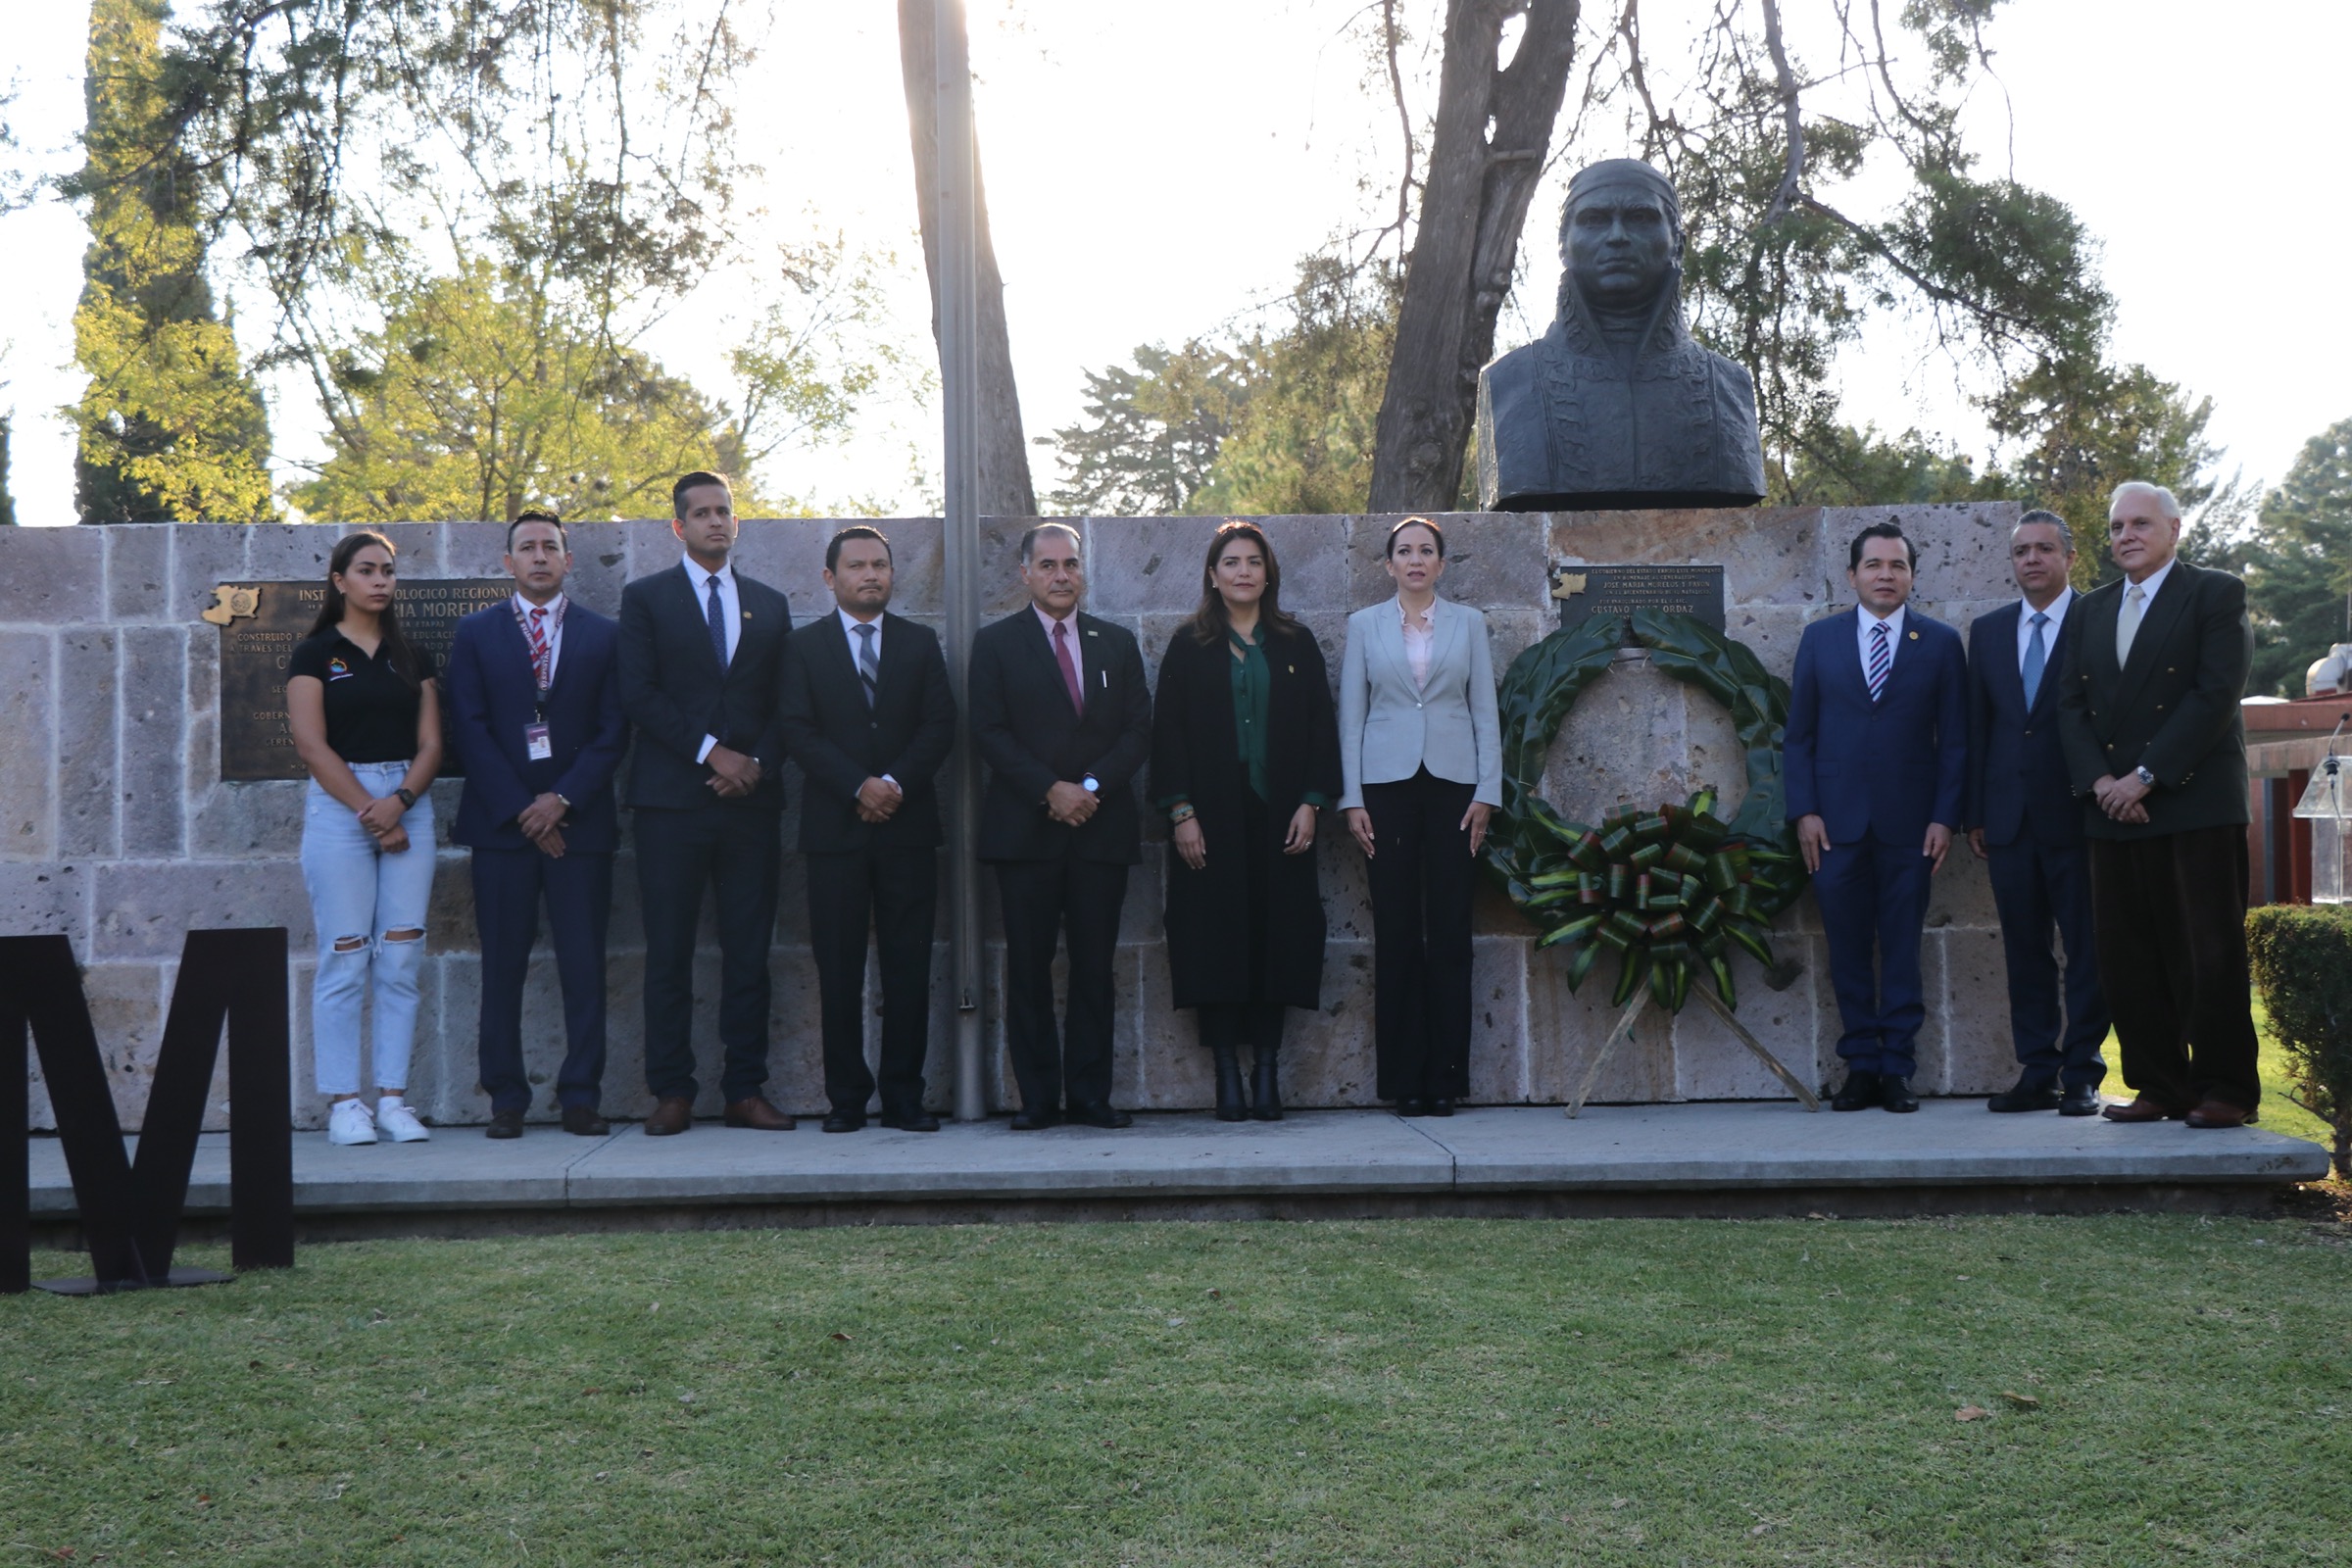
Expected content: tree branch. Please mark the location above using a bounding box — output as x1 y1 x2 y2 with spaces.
1757 0 1804 226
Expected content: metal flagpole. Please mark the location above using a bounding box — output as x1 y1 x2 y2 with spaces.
935 0 987 1122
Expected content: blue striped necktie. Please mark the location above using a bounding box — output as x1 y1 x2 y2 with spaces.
1866 619 1891 701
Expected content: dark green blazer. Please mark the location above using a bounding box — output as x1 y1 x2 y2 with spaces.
2056 559 2251 841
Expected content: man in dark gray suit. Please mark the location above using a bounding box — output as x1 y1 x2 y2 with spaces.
2057 481 2260 1128
617 470 797 1135
1967 511 2110 1114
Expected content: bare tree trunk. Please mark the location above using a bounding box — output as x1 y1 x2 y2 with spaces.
1368 0 1580 514
898 0 1038 517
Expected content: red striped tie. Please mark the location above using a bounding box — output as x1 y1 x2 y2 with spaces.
525 607 552 691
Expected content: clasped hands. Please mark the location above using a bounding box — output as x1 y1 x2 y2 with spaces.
1046 780 1099 827
1173 806 1319 871
2088 771 2151 825
517 791 567 858
705 744 762 801
857 776 904 824
357 793 413 855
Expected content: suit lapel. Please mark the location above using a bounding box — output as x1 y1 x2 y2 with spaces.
1431 597 1463 685
669 564 727 683
1372 598 1411 690
2078 581 2123 691
1024 610 1081 718
1836 611 1873 703
2116 564 2191 706
1984 603 2026 714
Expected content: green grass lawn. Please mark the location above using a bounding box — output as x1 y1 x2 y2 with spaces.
6 1216 2350 1565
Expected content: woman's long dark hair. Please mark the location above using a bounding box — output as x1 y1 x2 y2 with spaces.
309 530 421 687
1185 520 1299 645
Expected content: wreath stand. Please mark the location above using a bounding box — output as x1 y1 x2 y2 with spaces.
1568 983 1821 1118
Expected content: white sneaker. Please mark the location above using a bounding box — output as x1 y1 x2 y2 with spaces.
374 1100 432 1143
326 1099 378 1146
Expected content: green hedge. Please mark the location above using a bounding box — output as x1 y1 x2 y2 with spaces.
2245 904 2352 1179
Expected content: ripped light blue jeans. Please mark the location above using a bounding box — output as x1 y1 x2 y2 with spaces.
301 762 436 1096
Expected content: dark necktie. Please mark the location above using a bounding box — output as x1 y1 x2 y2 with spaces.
1053 618 1084 714
706 573 729 671
2022 611 2048 709
855 622 879 709
1866 619 1890 702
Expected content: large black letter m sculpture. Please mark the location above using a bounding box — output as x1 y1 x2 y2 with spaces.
3 929 294 1295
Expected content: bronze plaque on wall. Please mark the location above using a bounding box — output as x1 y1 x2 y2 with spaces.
1548 564 1726 640
212 578 514 781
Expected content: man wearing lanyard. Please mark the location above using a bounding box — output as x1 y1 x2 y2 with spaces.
445 511 630 1137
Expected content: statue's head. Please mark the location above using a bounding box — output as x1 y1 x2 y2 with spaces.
1558 158 1684 318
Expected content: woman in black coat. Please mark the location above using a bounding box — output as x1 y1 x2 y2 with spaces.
1152 521 1343 1120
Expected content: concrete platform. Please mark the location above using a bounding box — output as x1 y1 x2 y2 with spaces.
23 1102 2331 1237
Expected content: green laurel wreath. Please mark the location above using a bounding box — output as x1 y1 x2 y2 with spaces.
1491 606 1808 1014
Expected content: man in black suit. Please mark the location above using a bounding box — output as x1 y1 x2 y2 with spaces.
445 511 630 1138
617 470 797 1135
775 526 956 1133
2057 480 2261 1129
1966 510 2110 1116
970 523 1152 1129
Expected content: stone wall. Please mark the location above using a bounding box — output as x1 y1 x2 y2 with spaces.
2 504 2028 1130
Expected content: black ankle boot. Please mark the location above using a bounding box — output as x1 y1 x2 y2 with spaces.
1212 1043 1249 1121
1250 1046 1284 1121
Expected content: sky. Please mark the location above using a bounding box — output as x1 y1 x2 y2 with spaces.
3 1 2349 525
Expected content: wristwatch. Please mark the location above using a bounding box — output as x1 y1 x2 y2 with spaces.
2134 765 2156 789
554 793 572 810
1082 774 1102 794
393 787 416 808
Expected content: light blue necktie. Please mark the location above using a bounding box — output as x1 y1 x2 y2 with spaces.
2022 611 2048 709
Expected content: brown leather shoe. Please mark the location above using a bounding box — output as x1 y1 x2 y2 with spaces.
2099 1096 2191 1123
643 1096 695 1136
2184 1099 2256 1129
723 1096 796 1131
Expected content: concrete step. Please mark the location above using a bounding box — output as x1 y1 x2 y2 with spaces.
25 1102 2329 1230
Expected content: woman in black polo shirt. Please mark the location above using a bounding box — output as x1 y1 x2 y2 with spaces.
286 530 443 1147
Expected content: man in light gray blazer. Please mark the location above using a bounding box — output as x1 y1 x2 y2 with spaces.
1338 517 1503 1114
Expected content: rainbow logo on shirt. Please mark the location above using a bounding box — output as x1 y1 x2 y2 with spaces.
326 657 353 679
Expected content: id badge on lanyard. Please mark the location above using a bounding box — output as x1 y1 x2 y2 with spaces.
525 716 553 760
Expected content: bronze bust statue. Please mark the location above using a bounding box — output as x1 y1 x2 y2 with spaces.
1475 159 1766 512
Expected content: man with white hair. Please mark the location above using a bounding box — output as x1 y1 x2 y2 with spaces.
2056 481 2261 1127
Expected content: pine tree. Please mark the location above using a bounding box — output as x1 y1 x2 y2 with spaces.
70 0 272 523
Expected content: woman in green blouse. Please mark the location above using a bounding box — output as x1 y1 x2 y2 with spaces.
1150 522 1344 1119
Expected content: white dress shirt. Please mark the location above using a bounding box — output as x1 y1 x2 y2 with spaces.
1856 602 1907 679
2117 556 2178 662
687 554 743 763
840 605 884 662
1034 602 1083 698
512 590 565 687
2014 585 2073 675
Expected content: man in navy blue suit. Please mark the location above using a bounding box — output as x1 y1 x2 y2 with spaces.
445 511 630 1139
1965 511 2109 1115
1785 521 1969 1112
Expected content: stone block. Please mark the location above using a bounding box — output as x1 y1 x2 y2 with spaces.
1938 924 2017 1097
169 524 250 620
1926 850 2000 932
120 626 188 858
1133 942 1211 1111
1670 947 1817 1100
1819 502 2020 605
1484 609 1551 679
0 862 86 940
104 525 173 622
765 942 827 1115
247 521 345 580
1906 929 1953 1094
602 950 650 1118
57 627 120 858
425 847 478 952
975 517 1041 618
1283 942 1378 1105
1469 935 1533 1103
1548 505 1829 610
444 520 522 580
1527 941 1679 1104
621 518 684 578
0 631 56 858
1079 515 1216 615
1319 834 1374 942
731 516 835 608
1719 602 1814 683
1351 512 1548 612
70 961 181 1132
285 957 321 1128
93 858 311 959
188 780 304 858
0 526 105 623
556 521 632 616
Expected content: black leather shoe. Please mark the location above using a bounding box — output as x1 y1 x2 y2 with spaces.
486 1108 524 1140
560 1104 610 1137
1212 1043 1249 1122
879 1109 941 1132
1879 1076 1920 1113
1250 1047 1284 1122
1425 1098 1455 1117
1830 1071 1880 1111
1009 1107 1059 1131
1396 1098 1429 1117
821 1110 865 1133
1987 1077 2063 1113
2059 1084 2104 1117
1068 1102 1133 1129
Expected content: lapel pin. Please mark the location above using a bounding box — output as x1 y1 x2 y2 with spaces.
742 611 752 619
1907 630 1919 640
